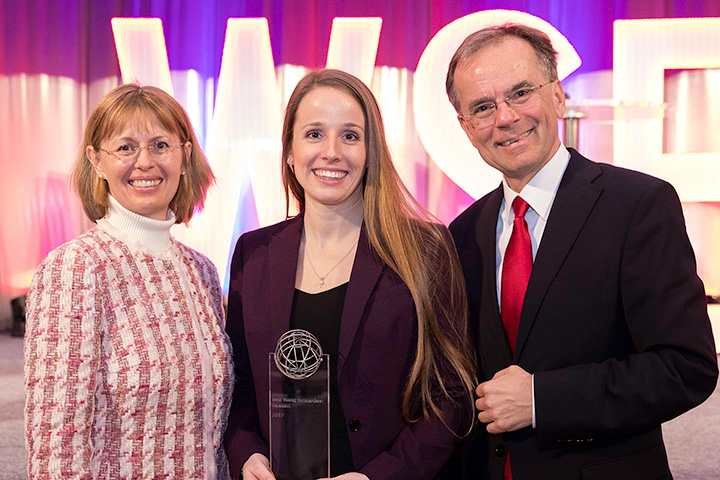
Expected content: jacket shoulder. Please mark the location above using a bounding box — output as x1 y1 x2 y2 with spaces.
37 227 111 269
568 148 671 191
235 216 299 248
449 190 498 237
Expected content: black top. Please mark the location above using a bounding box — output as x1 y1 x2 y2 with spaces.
290 282 354 475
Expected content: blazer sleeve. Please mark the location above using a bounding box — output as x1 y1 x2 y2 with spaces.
223 235 269 477
359 398 469 480
534 179 718 448
24 245 101 480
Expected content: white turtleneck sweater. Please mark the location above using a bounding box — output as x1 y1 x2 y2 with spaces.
25 196 234 480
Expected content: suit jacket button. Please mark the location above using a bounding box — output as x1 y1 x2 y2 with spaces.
348 419 362 432
495 445 506 457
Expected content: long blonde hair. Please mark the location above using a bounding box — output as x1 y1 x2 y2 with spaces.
282 69 476 429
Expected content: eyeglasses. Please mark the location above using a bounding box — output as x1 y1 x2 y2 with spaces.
98 141 188 160
459 82 552 130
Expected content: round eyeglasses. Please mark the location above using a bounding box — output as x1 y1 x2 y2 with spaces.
98 141 188 160
459 82 552 130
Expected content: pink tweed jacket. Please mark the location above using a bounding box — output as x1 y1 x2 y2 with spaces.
25 222 234 480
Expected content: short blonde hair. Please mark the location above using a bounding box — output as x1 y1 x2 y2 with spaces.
73 84 214 224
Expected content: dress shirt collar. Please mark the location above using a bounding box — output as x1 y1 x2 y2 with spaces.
501 143 570 222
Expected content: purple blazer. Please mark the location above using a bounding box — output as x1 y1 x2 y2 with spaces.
224 214 469 480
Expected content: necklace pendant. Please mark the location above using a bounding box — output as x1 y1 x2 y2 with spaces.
305 237 358 289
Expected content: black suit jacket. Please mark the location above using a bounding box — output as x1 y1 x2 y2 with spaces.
224 214 469 480
449 149 718 480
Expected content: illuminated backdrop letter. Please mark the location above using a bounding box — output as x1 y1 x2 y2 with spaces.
326 17 382 85
613 18 720 202
178 18 285 283
111 18 174 94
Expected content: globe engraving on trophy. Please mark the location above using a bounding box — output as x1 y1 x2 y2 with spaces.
274 329 324 380
269 328 330 479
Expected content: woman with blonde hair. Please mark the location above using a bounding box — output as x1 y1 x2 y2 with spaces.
224 69 475 480
25 84 234 479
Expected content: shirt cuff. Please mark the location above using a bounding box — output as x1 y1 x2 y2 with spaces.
532 373 536 428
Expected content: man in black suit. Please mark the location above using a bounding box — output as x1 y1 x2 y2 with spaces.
445 23 718 479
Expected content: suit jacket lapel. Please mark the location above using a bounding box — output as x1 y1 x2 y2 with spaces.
268 214 303 345
478 187 515 366
337 226 383 379
514 151 603 360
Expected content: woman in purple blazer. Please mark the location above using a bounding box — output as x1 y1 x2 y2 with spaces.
224 69 476 480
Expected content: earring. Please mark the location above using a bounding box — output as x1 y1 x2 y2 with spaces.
181 171 186 176
97 172 103 179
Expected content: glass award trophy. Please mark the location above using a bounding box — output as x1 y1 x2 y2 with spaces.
269 329 330 480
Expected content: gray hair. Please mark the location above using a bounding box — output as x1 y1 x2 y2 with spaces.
446 23 559 113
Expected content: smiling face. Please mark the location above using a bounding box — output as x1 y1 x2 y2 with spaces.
87 113 189 220
453 37 566 192
289 86 367 211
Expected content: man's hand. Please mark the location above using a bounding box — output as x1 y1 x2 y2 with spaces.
241 453 275 480
475 365 532 434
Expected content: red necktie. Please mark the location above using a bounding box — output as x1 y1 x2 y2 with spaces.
500 197 532 480
501 196 532 354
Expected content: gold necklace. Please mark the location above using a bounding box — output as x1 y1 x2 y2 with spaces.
305 239 359 286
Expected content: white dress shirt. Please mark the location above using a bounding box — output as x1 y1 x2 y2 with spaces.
495 143 570 427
